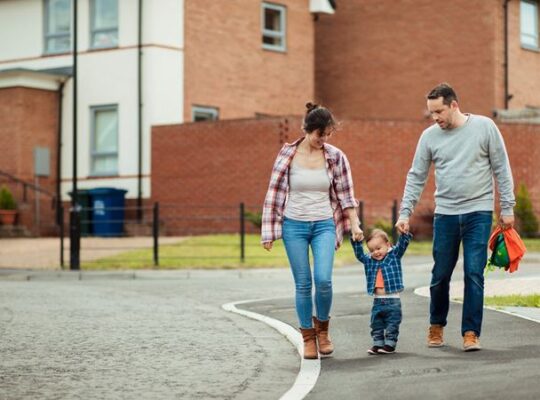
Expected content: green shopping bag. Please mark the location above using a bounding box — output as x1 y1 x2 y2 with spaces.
486 233 510 271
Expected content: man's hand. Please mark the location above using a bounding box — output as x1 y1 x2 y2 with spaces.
500 215 515 230
262 241 273 251
351 224 364 242
395 218 410 234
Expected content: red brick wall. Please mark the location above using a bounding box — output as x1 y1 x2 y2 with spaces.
152 117 540 235
314 0 540 120
0 87 59 235
184 0 315 121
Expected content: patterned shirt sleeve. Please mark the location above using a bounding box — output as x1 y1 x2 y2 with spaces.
393 232 412 259
350 238 369 264
261 146 289 243
333 151 358 211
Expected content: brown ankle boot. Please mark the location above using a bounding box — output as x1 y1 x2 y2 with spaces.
313 317 334 356
300 328 318 359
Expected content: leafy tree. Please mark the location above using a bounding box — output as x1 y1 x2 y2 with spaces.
514 183 539 238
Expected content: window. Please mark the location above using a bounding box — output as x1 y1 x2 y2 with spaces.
261 3 286 52
91 106 119 175
521 0 539 48
44 0 71 54
90 0 118 49
192 106 219 122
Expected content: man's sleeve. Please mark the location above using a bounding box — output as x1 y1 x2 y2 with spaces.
399 133 432 220
488 122 515 216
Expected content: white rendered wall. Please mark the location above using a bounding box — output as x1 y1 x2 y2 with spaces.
0 0 185 201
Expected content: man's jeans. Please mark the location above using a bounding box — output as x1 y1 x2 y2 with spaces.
370 297 402 347
430 211 492 336
282 217 336 329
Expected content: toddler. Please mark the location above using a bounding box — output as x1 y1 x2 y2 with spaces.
351 229 412 354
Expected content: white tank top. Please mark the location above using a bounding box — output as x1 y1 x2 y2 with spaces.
284 164 334 221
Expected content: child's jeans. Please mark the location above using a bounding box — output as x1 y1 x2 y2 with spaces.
370 297 402 347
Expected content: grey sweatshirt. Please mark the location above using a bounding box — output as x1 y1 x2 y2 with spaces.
399 114 515 219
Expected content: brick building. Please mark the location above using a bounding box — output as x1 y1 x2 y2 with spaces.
0 0 327 235
1 0 539 236
315 0 540 120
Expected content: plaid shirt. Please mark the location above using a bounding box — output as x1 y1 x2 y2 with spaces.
261 137 358 249
351 233 412 295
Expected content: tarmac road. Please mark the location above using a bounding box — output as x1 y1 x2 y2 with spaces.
0 256 538 399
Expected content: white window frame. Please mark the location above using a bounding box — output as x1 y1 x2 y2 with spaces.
192 106 219 122
261 2 287 52
521 0 539 49
43 0 71 54
90 105 119 176
90 0 119 49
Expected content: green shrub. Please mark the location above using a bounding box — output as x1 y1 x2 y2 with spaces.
0 186 16 210
368 219 394 240
514 183 539 238
244 210 262 229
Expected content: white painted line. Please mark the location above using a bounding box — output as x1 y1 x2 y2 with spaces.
222 299 320 400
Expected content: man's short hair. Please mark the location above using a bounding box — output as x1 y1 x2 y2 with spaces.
426 83 458 106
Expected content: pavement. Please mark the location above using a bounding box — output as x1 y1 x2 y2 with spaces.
0 239 539 399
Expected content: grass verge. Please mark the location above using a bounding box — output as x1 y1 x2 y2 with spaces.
82 234 435 270
81 234 540 270
484 294 540 308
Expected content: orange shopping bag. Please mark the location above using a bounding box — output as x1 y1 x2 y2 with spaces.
488 226 527 273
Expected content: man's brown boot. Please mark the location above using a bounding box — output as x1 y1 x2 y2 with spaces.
313 317 334 356
463 331 481 351
427 324 445 347
300 328 318 359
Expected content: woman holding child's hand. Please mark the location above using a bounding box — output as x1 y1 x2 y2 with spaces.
261 102 362 359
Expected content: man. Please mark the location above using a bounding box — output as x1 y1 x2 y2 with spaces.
395 83 515 351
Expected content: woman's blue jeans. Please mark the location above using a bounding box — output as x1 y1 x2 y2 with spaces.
282 217 336 329
430 211 492 336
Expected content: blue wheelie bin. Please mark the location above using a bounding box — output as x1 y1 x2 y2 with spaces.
88 188 128 237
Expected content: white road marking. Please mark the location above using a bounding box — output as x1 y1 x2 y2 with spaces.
222 299 320 400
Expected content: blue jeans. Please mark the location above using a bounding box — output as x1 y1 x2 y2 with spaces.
282 217 336 329
430 211 492 336
371 298 402 347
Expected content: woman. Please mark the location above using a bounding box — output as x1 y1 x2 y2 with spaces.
261 102 363 359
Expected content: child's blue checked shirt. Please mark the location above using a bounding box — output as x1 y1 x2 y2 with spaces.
351 233 412 295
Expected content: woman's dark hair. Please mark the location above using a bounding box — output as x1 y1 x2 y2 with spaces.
302 102 336 134
426 83 458 106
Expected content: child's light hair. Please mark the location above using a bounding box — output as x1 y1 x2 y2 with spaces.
367 228 390 244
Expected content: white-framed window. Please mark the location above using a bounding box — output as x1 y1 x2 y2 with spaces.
90 105 119 176
192 106 219 122
44 0 71 54
90 0 118 49
261 2 287 52
521 0 539 48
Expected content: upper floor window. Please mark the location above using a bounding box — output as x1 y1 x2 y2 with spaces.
521 0 539 49
90 0 118 49
91 105 119 176
44 0 71 54
192 106 219 122
261 2 287 52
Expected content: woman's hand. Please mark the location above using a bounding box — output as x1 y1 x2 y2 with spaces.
351 224 364 242
262 241 273 251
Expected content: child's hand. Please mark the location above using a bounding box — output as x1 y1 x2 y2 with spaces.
262 241 273 251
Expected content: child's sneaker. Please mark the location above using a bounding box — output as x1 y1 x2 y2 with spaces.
367 346 382 355
379 345 395 354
